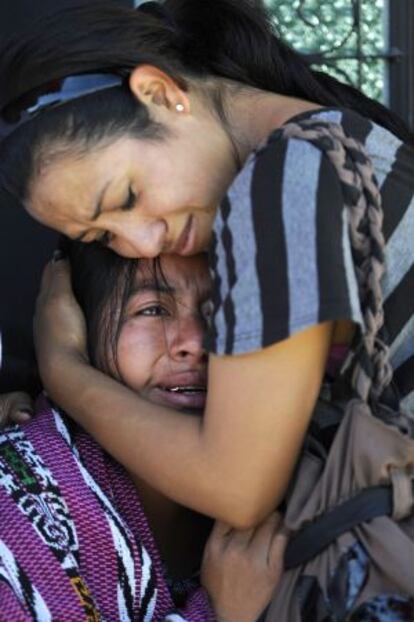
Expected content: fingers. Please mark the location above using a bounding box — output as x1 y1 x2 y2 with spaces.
204 520 234 558
34 251 89 373
248 511 282 558
268 522 289 575
11 410 33 424
230 512 287 575
208 512 284 561
224 524 256 549
49 257 72 295
39 251 65 292
39 258 72 300
208 519 257 552
210 520 234 539
0 392 33 428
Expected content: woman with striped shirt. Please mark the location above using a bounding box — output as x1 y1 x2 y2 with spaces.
0 0 413 548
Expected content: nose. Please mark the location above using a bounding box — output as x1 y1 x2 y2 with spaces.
111 220 168 258
170 315 207 364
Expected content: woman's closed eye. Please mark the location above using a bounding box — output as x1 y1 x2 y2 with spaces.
96 187 137 247
122 186 137 212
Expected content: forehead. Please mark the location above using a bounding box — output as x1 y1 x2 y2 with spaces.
26 138 138 228
136 254 210 295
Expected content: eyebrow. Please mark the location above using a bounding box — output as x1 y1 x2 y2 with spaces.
129 280 176 296
74 181 111 242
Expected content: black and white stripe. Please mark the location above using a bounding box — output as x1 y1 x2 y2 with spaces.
53 409 158 622
0 538 51 621
207 108 414 415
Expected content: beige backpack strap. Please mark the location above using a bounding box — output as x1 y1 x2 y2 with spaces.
282 119 393 404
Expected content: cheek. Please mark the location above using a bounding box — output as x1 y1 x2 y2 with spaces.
116 322 166 392
143 161 201 214
110 237 143 259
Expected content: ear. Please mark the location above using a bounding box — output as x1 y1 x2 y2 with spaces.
129 65 191 113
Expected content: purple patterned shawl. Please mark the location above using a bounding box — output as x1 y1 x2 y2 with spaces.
0 395 215 621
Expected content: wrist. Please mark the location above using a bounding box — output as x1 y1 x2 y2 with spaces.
38 348 90 397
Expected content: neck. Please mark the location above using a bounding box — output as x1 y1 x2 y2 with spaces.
226 88 322 165
128 471 211 580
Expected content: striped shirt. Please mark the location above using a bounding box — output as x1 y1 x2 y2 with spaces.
207 108 414 415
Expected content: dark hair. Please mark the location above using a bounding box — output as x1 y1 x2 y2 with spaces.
67 238 139 375
67 238 173 378
0 0 413 205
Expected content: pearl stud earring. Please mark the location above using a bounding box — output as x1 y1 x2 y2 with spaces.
176 104 185 112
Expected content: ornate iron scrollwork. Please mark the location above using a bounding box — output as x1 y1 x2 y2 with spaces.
265 0 400 102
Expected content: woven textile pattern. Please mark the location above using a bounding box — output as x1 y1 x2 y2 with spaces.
0 396 214 621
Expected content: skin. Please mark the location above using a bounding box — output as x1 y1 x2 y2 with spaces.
32 65 354 528
110 254 211 580
114 254 209 414
0 253 287 619
28 68 235 259
0 392 33 425
111 254 287 615
27 66 321 258
202 514 287 622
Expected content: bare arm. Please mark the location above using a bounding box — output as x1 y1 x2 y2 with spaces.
36 260 332 528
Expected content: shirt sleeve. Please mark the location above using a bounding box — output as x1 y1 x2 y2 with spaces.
206 132 364 356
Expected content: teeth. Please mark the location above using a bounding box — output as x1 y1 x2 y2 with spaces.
165 386 206 394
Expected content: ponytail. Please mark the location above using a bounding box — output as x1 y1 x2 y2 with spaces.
165 0 413 143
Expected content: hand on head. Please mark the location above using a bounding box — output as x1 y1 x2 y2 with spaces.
34 256 89 391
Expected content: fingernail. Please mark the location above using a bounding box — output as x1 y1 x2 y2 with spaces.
52 249 65 263
17 409 33 421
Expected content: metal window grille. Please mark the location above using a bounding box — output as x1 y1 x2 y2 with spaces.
265 0 414 126
265 0 391 103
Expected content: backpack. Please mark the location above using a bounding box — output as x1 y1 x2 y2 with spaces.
263 119 414 621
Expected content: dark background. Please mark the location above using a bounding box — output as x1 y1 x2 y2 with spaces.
1 0 413 391
0 0 133 391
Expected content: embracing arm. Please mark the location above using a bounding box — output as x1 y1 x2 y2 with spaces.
36 261 332 529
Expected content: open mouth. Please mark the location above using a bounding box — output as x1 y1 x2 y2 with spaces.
154 383 207 412
163 385 206 394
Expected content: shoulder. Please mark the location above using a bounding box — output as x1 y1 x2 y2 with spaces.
222 120 343 231
224 107 385 217
208 111 366 356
